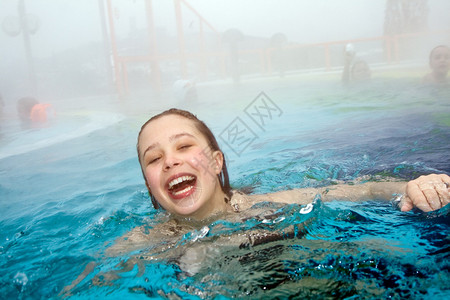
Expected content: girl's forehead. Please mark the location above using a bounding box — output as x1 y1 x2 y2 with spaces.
140 115 203 144
146 114 196 131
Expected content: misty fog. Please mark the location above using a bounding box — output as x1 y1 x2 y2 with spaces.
0 0 449 107
1 2 450 298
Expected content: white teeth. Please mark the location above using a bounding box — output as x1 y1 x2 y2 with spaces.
172 185 194 195
168 175 195 189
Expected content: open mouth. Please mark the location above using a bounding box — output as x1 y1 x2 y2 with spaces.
167 174 197 199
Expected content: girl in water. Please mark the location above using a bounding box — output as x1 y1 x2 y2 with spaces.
62 108 449 293
137 108 449 220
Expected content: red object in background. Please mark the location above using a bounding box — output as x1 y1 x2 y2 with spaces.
30 103 53 122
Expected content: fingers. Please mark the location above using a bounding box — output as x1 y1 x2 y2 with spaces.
435 181 450 207
427 175 450 210
400 195 414 212
438 173 450 184
404 180 432 212
421 182 442 211
402 174 450 212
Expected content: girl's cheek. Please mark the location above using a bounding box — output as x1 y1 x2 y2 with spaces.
191 153 219 181
191 151 212 169
145 168 159 188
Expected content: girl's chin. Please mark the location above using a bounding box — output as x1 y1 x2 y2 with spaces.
170 187 202 211
174 195 198 210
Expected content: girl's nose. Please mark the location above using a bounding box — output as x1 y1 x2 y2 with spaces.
163 155 182 171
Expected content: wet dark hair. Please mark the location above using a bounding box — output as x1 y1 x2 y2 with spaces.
17 97 38 121
137 108 232 209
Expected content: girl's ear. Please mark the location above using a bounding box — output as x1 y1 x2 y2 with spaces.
212 151 224 175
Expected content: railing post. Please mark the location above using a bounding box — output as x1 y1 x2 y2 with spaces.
174 0 187 78
105 0 123 96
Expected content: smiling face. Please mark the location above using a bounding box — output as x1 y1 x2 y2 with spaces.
138 114 228 219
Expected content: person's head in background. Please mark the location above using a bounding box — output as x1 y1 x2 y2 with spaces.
351 60 371 82
423 45 450 85
16 97 54 128
17 97 38 124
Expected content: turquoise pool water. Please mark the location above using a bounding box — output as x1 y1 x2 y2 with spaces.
0 78 449 299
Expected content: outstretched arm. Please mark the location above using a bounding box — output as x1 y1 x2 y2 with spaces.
248 174 450 212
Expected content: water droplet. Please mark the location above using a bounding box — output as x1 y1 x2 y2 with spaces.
13 272 28 287
300 203 314 214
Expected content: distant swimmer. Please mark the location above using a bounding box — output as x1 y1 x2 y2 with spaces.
30 103 54 122
342 43 371 85
17 97 55 128
422 45 450 85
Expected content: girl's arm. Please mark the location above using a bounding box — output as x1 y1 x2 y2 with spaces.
247 174 450 212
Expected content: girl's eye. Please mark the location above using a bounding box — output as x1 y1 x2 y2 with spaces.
179 144 192 150
148 156 161 164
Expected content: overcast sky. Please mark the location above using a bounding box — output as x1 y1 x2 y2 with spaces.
1 0 449 60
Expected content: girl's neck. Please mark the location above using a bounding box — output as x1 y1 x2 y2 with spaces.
174 197 234 227
179 189 232 222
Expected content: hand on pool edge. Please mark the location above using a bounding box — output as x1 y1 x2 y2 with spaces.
400 174 450 212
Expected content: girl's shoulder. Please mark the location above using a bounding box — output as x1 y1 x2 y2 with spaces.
230 190 253 212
